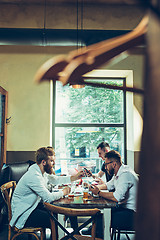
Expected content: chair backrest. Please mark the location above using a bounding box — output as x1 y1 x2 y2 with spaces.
44 202 100 217
0 161 35 184
0 161 35 215
1 181 16 222
44 202 101 240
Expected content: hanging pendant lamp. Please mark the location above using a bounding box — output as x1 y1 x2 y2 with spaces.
72 0 85 89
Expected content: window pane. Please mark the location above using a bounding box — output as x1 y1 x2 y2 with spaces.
54 127 124 174
56 80 124 124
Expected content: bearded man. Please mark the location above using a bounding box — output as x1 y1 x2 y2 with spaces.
90 150 138 238
10 147 83 234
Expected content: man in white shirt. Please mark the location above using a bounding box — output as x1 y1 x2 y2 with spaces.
10 147 84 232
82 141 114 236
90 150 138 238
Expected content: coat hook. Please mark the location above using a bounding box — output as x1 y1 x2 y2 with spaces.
6 116 11 124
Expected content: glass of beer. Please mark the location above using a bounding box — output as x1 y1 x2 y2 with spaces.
82 179 89 200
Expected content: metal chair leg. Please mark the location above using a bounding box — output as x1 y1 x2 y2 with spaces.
111 228 117 240
117 230 120 240
126 234 131 240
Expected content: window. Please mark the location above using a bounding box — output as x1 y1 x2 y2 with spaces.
0 86 8 170
52 74 126 175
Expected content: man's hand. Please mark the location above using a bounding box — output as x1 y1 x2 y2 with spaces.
70 170 84 182
89 185 100 195
63 186 71 196
94 178 104 185
83 168 92 177
90 185 118 202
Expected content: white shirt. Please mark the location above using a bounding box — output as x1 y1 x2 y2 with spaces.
106 164 139 211
10 163 71 229
44 172 71 186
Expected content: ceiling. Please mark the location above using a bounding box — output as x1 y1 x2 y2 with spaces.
0 0 147 46
0 0 145 5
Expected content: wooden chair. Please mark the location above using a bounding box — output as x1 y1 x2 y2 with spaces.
0 181 45 240
44 202 102 240
111 228 135 240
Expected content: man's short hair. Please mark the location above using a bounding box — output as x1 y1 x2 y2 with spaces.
97 141 110 150
35 147 55 164
104 150 122 164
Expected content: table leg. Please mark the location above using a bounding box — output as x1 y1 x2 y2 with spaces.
58 214 65 239
103 208 111 240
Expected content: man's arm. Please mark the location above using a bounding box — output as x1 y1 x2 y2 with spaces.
99 191 118 202
84 169 104 179
90 185 118 202
70 170 84 182
82 168 105 185
92 170 104 179
47 170 84 185
97 170 105 178
97 183 108 190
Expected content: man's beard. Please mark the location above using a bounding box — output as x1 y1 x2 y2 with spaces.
44 163 52 174
108 167 114 176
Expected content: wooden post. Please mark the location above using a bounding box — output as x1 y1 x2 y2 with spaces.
136 10 160 240
0 86 8 170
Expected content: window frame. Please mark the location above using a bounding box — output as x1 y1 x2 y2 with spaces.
52 75 127 164
0 86 8 170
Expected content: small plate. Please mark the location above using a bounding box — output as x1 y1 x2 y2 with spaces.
67 193 83 198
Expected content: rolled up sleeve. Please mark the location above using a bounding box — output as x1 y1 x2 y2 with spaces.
106 178 115 191
113 173 132 202
47 174 71 185
28 172 64 203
